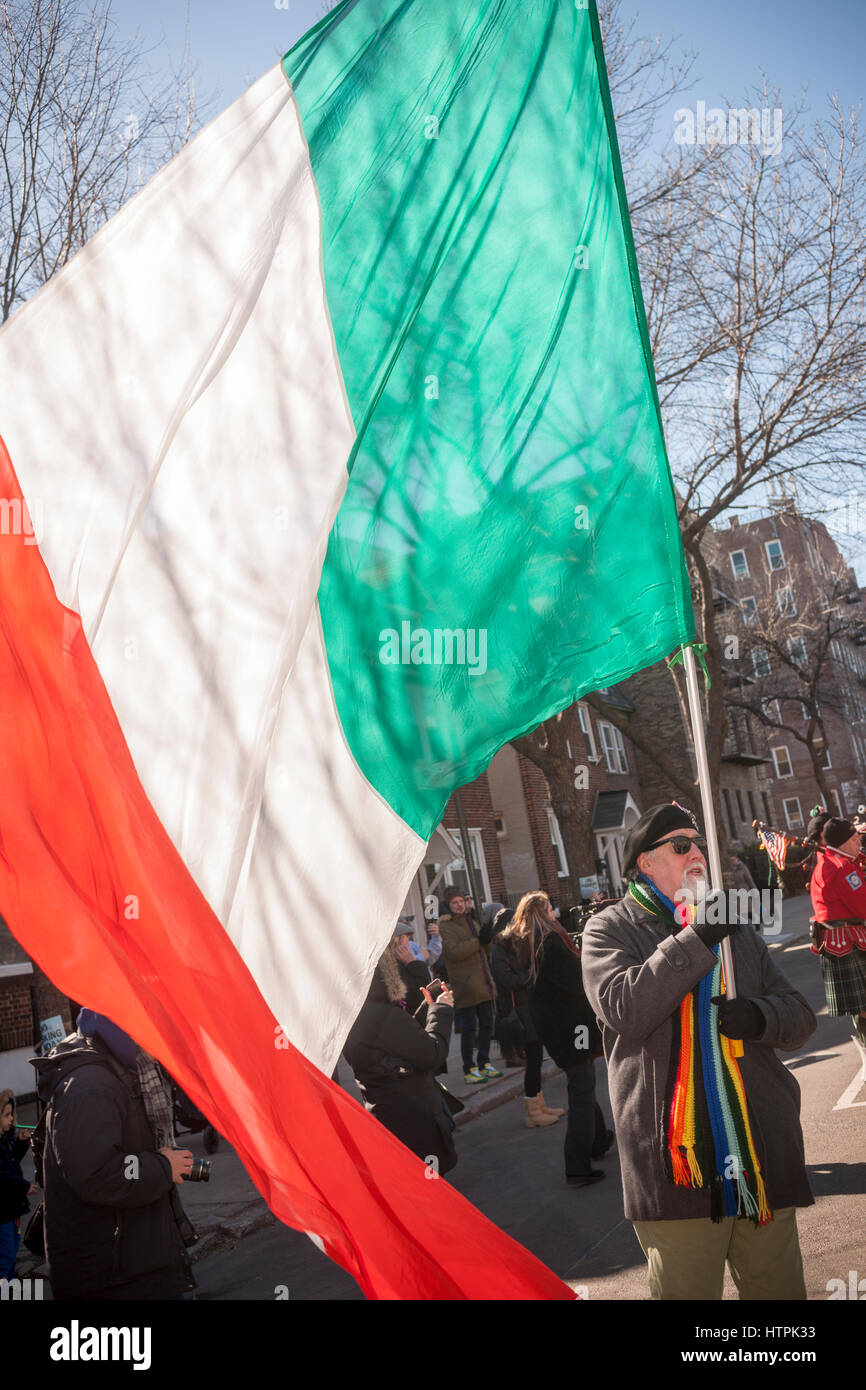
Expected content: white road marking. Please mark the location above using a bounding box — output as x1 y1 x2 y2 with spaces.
833 1069 866 1110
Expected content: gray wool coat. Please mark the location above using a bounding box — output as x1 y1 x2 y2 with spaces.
581 892 817 1223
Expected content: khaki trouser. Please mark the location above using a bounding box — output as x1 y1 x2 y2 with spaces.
633 1207 806 1300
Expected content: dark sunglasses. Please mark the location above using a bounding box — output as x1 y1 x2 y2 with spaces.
649 835 708 855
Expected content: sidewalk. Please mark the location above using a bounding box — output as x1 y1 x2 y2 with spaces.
765 890 813 950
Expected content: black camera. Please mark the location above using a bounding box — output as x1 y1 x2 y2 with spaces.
181 1157 212 1183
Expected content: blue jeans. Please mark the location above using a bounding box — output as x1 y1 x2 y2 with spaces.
0 1220 21 1279
454 1000 494 1071
564 1060 596 1178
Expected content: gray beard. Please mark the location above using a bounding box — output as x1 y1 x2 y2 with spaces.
681 866 709 904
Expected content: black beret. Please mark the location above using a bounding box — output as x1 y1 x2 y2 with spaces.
823 818 855 849
622 802 701 879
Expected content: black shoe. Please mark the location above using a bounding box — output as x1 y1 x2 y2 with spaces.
591 1128 615 1159
566 1170 606 1188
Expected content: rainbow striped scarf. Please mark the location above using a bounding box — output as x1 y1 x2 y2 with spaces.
628 877 772 1225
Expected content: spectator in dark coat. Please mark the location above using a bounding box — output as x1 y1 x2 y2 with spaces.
497 892 611 1183
344 944 457 1174
31 1013 197 1300
529 920 614 1185
0 1089 35 1278
490 926 559 1121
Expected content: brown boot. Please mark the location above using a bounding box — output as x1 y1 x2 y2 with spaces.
524 1094 560 1127
537 1090 565 1118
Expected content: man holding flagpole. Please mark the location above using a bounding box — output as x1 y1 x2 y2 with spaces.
582 803 817 1301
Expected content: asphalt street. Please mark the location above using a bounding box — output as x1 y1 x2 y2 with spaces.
187 901 866 1303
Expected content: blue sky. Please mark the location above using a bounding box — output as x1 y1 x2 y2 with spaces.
110 0 865 575
112 0 865 118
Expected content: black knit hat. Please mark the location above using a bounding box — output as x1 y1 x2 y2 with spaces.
621 802 701 880
445 885 466 905
823 818 856 849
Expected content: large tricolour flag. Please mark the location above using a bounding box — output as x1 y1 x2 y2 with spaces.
0 0 693 1298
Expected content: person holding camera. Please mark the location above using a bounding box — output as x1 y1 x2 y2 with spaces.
344 943 459 1174
30 1009 198 1300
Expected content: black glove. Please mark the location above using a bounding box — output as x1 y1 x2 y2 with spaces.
710 995 765 1040
692 916 738 948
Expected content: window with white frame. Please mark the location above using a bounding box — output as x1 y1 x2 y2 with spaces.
765 539 786 571
771 746 793 778
730 550 749 579
762 697 781 724
752 648 771 678
820 743 831 770
831 788 844 818
782 797 803 830
741 596 758 625
443 828 492 901
789 637 807 665
578 703 599 760
547 811 569 877
777 587 796 617
599 721 629 774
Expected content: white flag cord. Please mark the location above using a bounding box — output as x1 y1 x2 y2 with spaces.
682 645 738 1001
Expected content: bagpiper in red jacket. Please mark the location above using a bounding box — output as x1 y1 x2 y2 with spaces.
809 846 866 957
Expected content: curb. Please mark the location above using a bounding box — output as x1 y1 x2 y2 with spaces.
455 1059 561 1127
189 1206 276 1262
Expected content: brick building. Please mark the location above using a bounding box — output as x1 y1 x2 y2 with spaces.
398 497 866 950
0 918 72 1097
401 689 649 937
710 503 866 837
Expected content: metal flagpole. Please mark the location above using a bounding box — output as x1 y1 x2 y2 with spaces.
682 647 742 1042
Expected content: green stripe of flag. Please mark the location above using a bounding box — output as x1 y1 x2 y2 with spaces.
284 0 693 837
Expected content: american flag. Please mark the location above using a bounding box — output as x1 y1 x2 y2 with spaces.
757 825 791 872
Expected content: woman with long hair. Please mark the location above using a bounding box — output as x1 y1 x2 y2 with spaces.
505 891 611 1185
492 892 564 1127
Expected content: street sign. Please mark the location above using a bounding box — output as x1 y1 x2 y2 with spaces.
39 1015 65 1052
